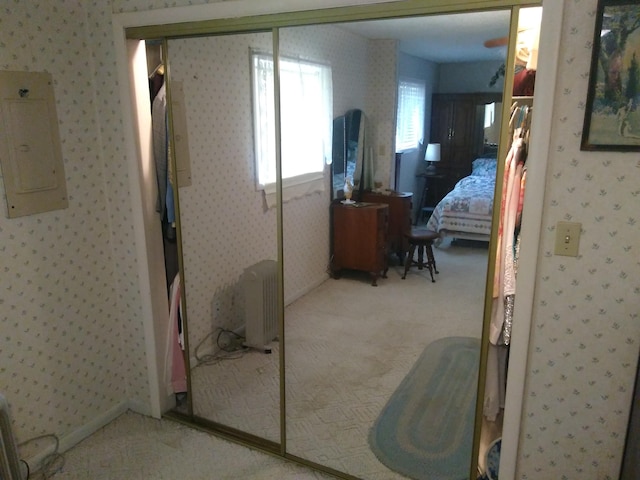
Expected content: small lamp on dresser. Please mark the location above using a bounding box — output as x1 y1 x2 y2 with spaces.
424 143 440 174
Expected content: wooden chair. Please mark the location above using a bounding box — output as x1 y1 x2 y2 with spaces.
401 228 439 282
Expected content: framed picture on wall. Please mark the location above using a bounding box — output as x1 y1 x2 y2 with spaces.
581 0 640 151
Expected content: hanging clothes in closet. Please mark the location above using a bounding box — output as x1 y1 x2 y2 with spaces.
484 102 532 421
149 62 164 103
165 273 187 395
150 64 180 292
152 79 176 241
150 63 184 400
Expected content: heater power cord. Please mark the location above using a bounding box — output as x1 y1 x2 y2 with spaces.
193 328 248 367
18 433 65 479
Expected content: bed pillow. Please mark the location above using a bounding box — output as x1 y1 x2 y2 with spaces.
471 157 497 177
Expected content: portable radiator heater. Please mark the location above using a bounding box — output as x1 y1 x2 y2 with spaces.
241 259 278 353
0 394 27 480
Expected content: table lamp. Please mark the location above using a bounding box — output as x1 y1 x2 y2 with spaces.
424 143 440 174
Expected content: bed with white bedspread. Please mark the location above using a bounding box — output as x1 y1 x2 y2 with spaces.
426 157 497 242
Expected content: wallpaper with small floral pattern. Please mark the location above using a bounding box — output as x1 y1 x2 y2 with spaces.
516 1 640 478
168 32 280 353
366 39 399 188
113 0 218 13
0 0 149 442
0 1 638 479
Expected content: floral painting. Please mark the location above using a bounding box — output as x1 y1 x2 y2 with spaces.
581 0 640 151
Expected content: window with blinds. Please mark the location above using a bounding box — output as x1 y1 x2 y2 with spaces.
395 78 426 151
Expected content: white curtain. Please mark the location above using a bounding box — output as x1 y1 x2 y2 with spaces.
252 52 333 206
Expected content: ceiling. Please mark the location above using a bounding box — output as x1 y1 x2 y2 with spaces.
338 9 513 63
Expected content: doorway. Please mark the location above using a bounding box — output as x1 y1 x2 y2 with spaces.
112 1 564 478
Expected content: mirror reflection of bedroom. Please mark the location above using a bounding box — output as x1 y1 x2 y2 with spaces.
148 5 541 480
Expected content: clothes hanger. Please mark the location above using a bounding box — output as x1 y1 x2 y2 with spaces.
149 63 165 79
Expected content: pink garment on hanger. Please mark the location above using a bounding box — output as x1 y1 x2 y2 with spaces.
169 274 187 393
490 138 525 345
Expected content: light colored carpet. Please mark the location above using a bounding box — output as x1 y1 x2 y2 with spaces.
189 239 490 479
50 240 493 479
51 411 332 480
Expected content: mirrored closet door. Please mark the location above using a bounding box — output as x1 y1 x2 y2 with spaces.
167 31 282 444
138 2 542 478
279 11 511 479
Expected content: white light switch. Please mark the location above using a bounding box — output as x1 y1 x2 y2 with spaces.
554 221 581 257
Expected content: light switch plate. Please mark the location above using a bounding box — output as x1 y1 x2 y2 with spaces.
554 221 581 257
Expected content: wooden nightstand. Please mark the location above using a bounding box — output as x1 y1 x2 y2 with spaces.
414 172 446 225
361 191 412 264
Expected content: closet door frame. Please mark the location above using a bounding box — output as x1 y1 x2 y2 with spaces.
112 1 564 478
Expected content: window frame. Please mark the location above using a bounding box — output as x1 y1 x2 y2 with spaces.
395 77 427 152
251 50 333 196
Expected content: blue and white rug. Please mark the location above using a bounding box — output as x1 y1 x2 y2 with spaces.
368 336 480 480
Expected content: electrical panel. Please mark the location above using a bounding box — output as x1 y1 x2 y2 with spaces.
0 70 68 218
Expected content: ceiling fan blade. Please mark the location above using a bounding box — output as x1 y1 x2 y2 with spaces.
484 36 508 48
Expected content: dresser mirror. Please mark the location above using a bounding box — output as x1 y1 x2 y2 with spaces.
482 101 503 147
332 115 347 199
331 109 367 200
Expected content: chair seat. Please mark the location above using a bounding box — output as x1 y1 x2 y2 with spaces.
402 228 439 282
405 228 439 243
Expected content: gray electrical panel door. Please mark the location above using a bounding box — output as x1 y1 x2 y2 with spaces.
0 70 68 218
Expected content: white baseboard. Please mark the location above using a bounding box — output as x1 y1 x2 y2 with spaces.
24 400 129 472
128 398 154 418
285 274 328 306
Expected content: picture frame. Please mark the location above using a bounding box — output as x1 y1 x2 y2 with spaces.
581 0 640 151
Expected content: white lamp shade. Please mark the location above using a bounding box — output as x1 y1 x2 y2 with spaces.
425 143 441 162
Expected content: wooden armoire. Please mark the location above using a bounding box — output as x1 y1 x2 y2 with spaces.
429 92 502 194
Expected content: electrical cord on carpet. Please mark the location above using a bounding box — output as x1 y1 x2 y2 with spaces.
18 433 65 479
193 327 248 367
325 254 334 276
